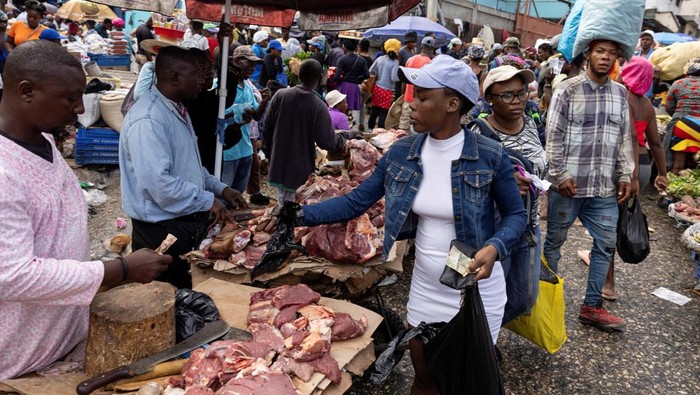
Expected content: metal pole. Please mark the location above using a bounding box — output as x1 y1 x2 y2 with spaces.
214 0 232 180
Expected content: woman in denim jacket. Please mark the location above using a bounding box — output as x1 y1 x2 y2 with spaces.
258 55 526 394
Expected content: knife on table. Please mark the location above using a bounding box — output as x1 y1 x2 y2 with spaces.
76 320 230 395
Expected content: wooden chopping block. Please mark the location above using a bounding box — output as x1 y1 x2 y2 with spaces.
84 282 176 376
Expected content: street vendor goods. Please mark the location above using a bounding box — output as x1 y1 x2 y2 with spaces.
168 284 367 392
367 128 409 151
667 169 700 198
295 175 386 264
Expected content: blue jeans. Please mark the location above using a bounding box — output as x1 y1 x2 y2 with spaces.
222 155 253 194
501 225 542 325
543 190 619 307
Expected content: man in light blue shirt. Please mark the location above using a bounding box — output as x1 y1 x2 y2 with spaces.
222 46 271 195
120 46 247 289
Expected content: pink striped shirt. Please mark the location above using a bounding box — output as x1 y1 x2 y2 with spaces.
0 133 104 379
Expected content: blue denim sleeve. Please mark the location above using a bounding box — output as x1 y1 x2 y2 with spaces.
300 157 387 226
484 151 527 260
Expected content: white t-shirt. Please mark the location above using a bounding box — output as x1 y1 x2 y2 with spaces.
181 33 209 51
406 131 506 344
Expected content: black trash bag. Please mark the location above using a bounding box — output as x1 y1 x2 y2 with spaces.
423 274 505 395
617 198 650 264
369 322 445 385
251 202 307 279
175 289 220 343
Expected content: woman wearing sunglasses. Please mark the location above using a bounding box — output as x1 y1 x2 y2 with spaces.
470 65 548 325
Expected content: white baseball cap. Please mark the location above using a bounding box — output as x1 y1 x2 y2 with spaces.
398 54 480 105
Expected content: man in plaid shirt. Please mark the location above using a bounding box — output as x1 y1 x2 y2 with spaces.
543 39 635 331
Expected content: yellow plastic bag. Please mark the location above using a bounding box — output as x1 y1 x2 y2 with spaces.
504 256 567 354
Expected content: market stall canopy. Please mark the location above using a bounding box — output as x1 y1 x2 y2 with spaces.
363 16 456 46
88 0 178 14
654 32 697 46
184 0 421 30
56 0 118 22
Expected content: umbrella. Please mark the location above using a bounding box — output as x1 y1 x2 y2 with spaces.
363 16 456 47
56 0 118 22
654 32 697 46
86 0 178 14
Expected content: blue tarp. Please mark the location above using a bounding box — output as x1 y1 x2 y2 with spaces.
654 32 697 46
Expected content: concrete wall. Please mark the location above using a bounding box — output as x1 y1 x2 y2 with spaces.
646 0 681 14
442 0 515 31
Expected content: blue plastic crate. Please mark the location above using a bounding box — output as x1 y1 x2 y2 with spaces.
75 154 120 165
76 126 119 145
75 126 120 165
87 53 130 67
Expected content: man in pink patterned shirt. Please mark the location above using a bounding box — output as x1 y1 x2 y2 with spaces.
0 41 172 379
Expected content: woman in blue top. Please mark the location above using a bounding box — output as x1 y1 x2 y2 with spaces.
255 55 526 394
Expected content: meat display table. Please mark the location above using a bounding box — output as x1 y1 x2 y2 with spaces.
0 280 381 395
187 240 407 301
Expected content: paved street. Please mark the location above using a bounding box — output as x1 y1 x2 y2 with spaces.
348 193 700 394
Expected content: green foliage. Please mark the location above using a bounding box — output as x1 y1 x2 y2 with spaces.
668 169 700 198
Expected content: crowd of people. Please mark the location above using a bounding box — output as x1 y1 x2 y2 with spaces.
0 3 699 394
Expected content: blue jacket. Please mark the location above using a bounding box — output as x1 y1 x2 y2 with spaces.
301 128 527 261
120 87 228 223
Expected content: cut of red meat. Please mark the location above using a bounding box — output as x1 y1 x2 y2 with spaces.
169 375 187 389
246 300 279 326
307 354 342 385
271 284 321 310
346 139 379 182
242 245 264 270
249 324 284 358
185 385 216 394
228 251 246 267
249 287 278 303
273 305 301 328
216 373 299 395
216 383 254 395
182 348 223 388
232 230 251 253
371 214 385 228
330 313 368 341
252 231 271 246
302 214 381 264
238 341 275 360
284 329 309 349
270 357 315 383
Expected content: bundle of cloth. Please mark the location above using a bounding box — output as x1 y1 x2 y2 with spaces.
560 0 645 62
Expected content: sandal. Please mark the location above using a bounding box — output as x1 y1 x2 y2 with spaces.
577 250 591 266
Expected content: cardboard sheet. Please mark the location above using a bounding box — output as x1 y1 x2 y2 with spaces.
194 278 383 395
188 240 407 298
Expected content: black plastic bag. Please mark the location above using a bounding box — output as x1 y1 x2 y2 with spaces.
175 289 220 343
370 275 504 394
424 274 505 395
251 202 306 279
617 198 650 264
369 322 444 384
